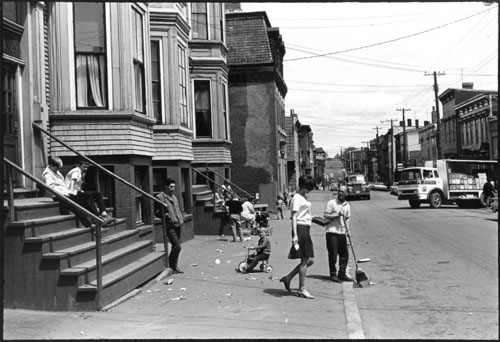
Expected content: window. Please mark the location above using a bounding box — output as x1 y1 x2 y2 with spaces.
4 2 22 24
191 3 208 39
210 3 223 41
74 2 107 109
132 9 145 113
178 45 189 127
194 80 212 138
2 66 17 135
151 40 161 123
222 83 228 139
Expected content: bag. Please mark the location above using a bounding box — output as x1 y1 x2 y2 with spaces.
287 243 301 259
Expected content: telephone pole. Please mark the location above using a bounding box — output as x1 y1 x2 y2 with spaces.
425 71 445 159
396 108 411 168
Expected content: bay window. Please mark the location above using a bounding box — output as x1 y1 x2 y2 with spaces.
191 3 208 39
178 45 189 127
151 40 161 123
74 2 107 109
194 80 212 138
133 9 145 113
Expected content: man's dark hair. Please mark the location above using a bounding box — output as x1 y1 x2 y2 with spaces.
48 156 62 168
164 178 176 187
298 175 316 191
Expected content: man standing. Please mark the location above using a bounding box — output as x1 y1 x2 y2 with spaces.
225 194 244 242
156 178 184 274
323 185 354 283
482 177 496 208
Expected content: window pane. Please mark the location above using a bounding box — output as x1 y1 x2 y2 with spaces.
74 2 105 53
192 3 208 39
3 2 21 24
194 80 212 137
151 41 161 123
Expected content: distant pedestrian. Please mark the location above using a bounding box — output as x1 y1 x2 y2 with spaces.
323 185 354 283
221 179 233 201
280 175 317 299
156 178 184 274
225 194 243 242
276 195 284 219
241 196 257 229
483 177 496 208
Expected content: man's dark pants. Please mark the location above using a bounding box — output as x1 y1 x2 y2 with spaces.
326 232 349 276
167 225 182 269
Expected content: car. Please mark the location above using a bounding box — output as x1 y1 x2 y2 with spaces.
366 182 375 189
372 182 388 191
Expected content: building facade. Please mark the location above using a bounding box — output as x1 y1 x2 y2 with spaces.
225 10 288 204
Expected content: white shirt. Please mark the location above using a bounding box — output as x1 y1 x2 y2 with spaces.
290 193 312 226
65 167 84 192
324 199 350 234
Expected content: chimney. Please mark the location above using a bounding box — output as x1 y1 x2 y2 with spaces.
415 119 419 128
290 109 294 115
407 118 412 127
225 3 242 12
462 82 474 89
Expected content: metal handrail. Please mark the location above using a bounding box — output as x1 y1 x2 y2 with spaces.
192 165 253 199
32 121 172 309
4 157 106 309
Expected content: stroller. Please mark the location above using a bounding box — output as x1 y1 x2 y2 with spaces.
254 211 273 236
238 248 273 273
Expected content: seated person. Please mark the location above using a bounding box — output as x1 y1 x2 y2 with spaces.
65 160 111 220
212 186 225 211
241 196 256 229
243 228 271 273
42 156 113 228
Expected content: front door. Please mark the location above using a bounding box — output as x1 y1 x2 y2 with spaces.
3 65 20 186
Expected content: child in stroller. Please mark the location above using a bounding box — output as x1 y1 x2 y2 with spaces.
238 228 272 273
254 211 272 235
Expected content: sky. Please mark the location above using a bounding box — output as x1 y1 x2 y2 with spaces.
240 2 499 157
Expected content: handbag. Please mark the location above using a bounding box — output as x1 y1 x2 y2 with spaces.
287 242 301 259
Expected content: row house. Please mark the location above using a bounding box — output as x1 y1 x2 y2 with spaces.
225 9 287 208
2 2 233 311
313 147 326 186
438 83 496 158
285 109 300 192
455 93 498 159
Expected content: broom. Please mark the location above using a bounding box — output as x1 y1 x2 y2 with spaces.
342 214 371 287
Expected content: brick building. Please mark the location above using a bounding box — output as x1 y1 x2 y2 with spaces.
225 10 288 205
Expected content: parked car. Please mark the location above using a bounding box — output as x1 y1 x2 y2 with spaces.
390 182 398 196
370 182 388 191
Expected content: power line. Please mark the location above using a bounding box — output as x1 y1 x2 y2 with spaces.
285 7 496 62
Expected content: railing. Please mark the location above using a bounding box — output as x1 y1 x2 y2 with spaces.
31 121 172 309
4 157 107 309
192 165 253 200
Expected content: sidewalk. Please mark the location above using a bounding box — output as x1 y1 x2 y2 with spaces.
4 191 364 339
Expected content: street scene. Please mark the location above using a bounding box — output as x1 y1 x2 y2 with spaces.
4 189 498 339
1 1 498 340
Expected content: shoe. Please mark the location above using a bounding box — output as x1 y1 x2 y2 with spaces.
297 290 315 299
338 274 354 282
102 217 116 227
172 268 184 274
280 276 291 293
330 275 341 283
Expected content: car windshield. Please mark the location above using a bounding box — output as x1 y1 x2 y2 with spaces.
401 169 423 180
348 175 366 183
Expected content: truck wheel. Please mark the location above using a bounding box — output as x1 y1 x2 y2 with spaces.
409 200 420 208
429 192 442 208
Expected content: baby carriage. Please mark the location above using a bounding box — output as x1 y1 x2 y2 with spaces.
254 211 273 236
238 248 273 273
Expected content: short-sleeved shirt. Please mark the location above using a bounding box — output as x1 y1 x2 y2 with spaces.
324 199 351 235
65 167 84 191
290 193 312 226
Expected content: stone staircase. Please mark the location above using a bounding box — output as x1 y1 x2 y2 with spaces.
191 184 227 235
3 195 166 311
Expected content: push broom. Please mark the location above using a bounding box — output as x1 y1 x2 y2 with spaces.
342 214 371 287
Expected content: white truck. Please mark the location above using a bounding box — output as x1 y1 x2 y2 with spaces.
397 159 497 208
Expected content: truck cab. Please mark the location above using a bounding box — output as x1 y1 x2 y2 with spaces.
397 167 444 208
345 174 370 200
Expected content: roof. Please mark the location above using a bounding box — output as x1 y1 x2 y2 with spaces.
225 11 274 66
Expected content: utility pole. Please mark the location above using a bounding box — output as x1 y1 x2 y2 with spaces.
425 71 445 159
396 108 411 168
373 126 382 182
